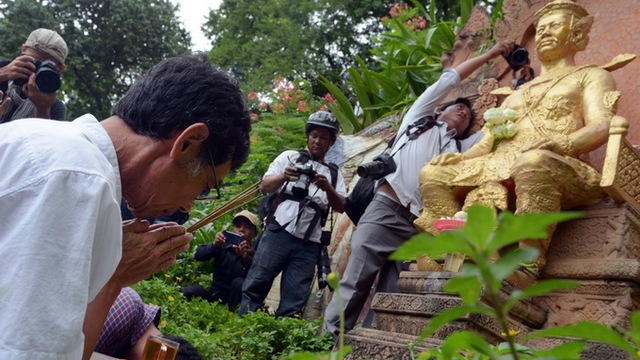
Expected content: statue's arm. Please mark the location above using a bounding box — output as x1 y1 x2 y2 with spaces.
429 129 493 166
461 128 493 159
569 68 618 155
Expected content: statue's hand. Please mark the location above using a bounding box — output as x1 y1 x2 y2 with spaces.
523 136 573 156
429 152 463 166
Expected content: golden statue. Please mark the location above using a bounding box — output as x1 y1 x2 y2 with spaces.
415 0 622 270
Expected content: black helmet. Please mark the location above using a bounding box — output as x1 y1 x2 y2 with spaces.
306 111 339 136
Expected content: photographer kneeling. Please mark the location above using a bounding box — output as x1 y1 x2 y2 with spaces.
238 111 346 318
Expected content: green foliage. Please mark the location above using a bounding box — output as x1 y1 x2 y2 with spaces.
0 0 191 119
134 273 332 359
320 1 464 134
389 205 640 359
208 311 333 359
204 0 391 94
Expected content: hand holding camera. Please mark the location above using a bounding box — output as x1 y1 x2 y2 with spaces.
0 55 36 83
12 58 61 94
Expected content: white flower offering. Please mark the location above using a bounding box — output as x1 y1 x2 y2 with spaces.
483 107 518 140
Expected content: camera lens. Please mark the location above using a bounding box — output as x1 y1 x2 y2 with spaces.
507 46 529 71
35 68 61 93
357 161 386 178
292 174 311 199
35 60 61 93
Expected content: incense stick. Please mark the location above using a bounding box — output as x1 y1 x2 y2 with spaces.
187 182 261 232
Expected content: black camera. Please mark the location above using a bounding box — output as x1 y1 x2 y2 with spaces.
292 162 317 199
506 45 529 72
13 59 61 93
317 231 333 291
356 152 397 180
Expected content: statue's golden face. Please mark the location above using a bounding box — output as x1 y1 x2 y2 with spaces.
535 12 572 61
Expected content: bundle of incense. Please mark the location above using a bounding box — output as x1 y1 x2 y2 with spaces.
187 182 261 232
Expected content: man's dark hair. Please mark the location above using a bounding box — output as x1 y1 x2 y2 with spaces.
112 53 251 170
163 334 203 360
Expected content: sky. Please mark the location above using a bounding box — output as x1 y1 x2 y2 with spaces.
172 0 222 52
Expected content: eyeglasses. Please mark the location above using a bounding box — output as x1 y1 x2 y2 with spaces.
195 150 222 201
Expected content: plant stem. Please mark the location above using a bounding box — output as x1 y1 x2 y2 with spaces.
338 288 346 358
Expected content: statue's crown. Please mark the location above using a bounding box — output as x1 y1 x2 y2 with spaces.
535 0 588 24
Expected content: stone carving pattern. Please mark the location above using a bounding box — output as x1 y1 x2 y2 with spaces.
539 292 634 328
550 216 611 259
547 202 640 260
471 78 500 132
616 143 640 201
373 313 467 339
398 272 453 294
372 293 461 315
461 6 490 36
346 340 411 360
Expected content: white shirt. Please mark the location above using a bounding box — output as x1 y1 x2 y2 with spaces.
381 68 473 216
264 150 347 243
0 115 122 359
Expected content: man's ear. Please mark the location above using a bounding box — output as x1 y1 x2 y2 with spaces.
169 122 210 160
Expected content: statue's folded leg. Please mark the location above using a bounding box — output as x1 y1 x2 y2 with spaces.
463 181 509 212
512 151 564 270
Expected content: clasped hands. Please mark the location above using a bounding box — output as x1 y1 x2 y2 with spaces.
111 219 193 288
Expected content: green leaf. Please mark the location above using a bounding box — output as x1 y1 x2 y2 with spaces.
444 276 483 304
318 75 358 133
390 231 472 261
460 0 474 25
630 311 640 347
487 211 583 255
528 322 637 356
491 247 539 282
441 331 497 359
389 233 434 261
533 340 585 360
463 205 498 250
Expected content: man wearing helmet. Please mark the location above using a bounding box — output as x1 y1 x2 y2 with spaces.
239 111 347 317
323 40 516 337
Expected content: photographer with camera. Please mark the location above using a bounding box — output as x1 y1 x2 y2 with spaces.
180 210 259 311
239 111 347 318
323 39 516 338
0 28 67 123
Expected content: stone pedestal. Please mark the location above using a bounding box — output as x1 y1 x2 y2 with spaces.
345 201 640 359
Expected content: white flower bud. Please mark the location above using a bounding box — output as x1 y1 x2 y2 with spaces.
503 108 518 122
490 124 505 138
483 108 507 125
453 211 468 221
503 121 517 138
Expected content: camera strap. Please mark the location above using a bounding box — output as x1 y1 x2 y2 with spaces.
384 115 441 159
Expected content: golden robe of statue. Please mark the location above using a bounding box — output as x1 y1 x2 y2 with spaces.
415 0 621 268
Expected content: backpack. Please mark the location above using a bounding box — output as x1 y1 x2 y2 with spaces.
343 176 375 225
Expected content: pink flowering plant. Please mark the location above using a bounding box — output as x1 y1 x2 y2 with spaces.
245 77 333 121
